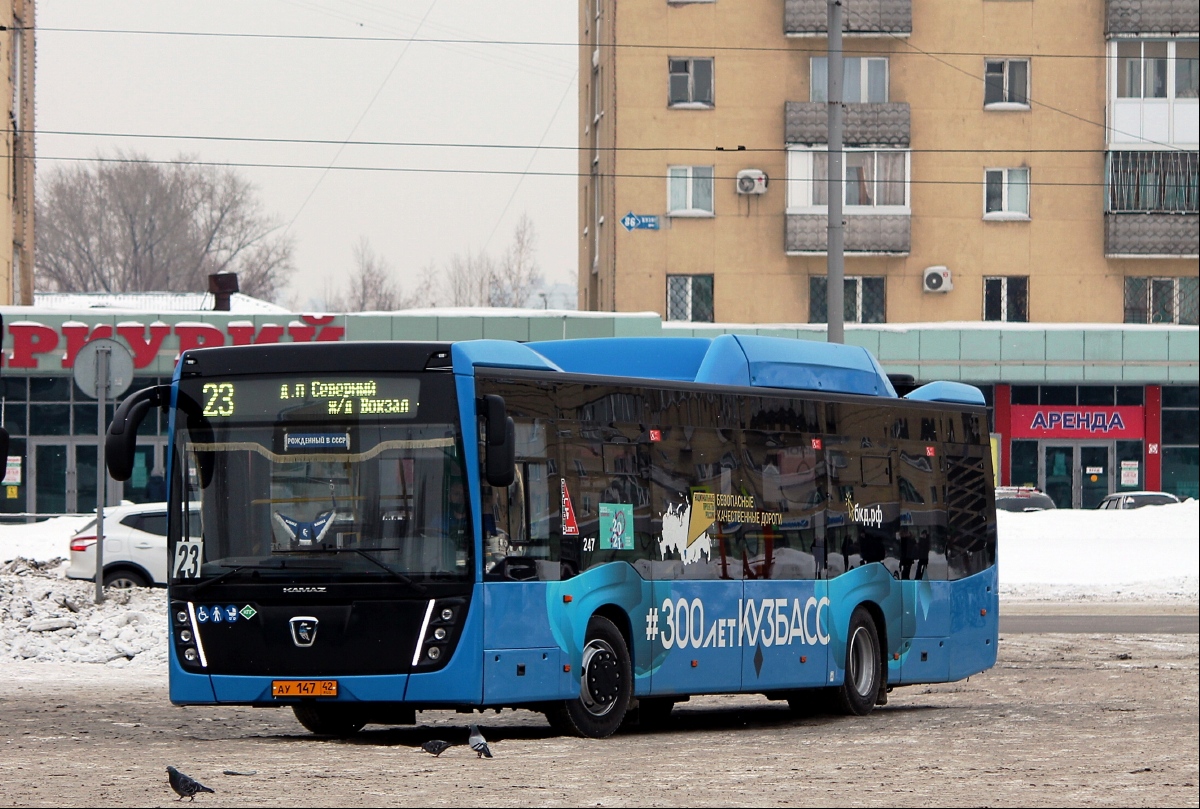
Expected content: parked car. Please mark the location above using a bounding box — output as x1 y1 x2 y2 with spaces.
66 502 196 589
995 486 1057 512
1097 491 1181 510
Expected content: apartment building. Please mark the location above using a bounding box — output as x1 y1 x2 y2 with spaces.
576 0 1198 504
577 0 1197 325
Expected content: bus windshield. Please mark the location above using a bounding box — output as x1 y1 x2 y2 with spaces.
171 372 471 584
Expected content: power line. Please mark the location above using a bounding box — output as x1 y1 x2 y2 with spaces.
283 0 441 234
23 25 1131 59
24 128 1162 155
21 152 1167 191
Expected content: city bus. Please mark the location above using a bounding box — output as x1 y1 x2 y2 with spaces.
105 335 998 738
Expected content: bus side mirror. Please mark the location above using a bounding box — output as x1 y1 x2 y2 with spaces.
106 385 169 481
481 394 516 488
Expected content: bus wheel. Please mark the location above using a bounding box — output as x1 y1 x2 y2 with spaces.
832 606 882 717
547 615 631 738
292 703 366 737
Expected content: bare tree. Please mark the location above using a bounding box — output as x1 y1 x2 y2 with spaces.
443 250 497 307
325 238 441 312
35 150 294 300
490 213 543 308
424 215 544 308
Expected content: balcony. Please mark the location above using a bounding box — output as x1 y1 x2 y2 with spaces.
785 102 910 147
1106 0 1198 35
785 0 911 37
1105 213 1200 257
786 213 910 254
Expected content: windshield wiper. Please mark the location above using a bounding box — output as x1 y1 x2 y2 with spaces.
183 561 290 598
347 549 426 592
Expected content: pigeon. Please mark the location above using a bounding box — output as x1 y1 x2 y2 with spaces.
468 724 493 758
166 766 215 801
421 739 453 757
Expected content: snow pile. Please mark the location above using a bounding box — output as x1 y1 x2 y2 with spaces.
0 514 94 564
996 499 1199 602
0 557 167 667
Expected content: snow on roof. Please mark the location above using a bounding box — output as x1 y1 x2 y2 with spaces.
31 291 290 314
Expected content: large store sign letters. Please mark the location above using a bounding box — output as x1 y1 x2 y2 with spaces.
1010 405 1145 440
3 316 346 370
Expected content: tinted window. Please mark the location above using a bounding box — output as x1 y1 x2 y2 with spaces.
1116 386 1144 406
139 513 170 536
1163 386 1199 408
1011 386 1038 405
1078 386 1114 406
1163 410 1199 445
1040 386 1076 405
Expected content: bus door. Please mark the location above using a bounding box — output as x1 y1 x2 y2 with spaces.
740 437 831 692
647 427 745 696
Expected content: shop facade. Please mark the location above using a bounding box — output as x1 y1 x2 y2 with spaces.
2 304 1196 515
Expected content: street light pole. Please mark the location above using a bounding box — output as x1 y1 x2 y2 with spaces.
827 0 846 344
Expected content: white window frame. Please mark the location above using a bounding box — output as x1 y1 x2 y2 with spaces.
984 58 1030 110
667 165 715 217
666 274 714 322
983 276 1030 322
983 167 1031 220
810 57 890 103
668 57 714 109
1108 38 1199 147
786 147 910 214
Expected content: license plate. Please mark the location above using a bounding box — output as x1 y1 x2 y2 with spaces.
272 680 338 697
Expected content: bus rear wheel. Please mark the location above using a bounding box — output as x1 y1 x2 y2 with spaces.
546 615 631 738
292 703 367 737
832 606 882 716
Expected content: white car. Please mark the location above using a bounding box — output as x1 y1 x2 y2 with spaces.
66 502 196 589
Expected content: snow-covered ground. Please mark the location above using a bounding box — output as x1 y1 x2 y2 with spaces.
0 501 1196 667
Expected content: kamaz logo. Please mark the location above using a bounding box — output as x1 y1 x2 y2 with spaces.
282 586 327 593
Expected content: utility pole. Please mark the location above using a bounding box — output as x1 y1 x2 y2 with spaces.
11 0 36 305
826 0 845 344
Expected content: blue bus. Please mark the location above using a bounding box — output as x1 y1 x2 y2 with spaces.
106 334 998 738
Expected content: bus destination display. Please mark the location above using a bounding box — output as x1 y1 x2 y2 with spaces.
196 377 420 421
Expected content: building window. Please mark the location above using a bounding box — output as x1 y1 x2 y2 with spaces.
809 276 886 324
787 148 909 211
667 166 714 215
667 274 714 322
984 58 1030 107
668 58 714 107
1123 277 1199 324
1107 151 1199 212
984 168 1030 219
1162 386 1200 500
1111 39 1199 146
983 276 1029 322
810 57 889 102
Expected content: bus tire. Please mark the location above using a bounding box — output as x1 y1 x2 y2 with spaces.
832 606 882 717
292 703 366 737
546 615 631 738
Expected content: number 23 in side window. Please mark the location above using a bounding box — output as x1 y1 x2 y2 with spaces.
173 541 203 579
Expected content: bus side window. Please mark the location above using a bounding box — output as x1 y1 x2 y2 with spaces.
483 417 559 581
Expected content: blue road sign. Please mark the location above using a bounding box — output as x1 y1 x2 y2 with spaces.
621 212 660 231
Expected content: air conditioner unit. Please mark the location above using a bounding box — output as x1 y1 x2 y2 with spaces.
736 169 768 195
923 266 953 293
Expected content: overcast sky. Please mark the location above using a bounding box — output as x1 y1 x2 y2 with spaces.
35 1 579 309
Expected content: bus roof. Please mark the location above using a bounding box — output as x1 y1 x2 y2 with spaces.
451 335 981 403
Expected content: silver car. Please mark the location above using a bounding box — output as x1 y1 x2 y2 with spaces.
1097 491 1181 510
